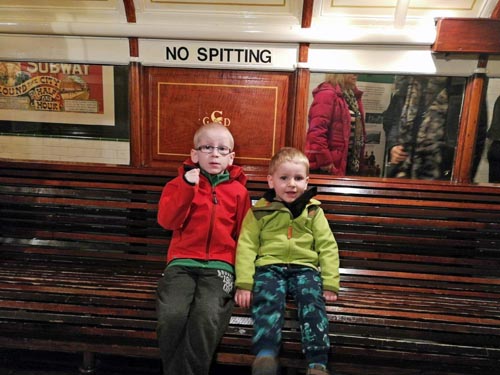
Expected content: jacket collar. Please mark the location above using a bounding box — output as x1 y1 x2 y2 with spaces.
262 187 318 218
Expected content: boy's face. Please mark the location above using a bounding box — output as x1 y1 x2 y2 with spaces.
190 128 235 175
267 160 309 203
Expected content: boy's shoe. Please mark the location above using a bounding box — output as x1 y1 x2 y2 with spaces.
306 364 330 375
252 355 279 375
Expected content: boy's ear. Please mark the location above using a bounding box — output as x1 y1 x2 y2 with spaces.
190 148 199 163
266 174 274 189
227 151 235 166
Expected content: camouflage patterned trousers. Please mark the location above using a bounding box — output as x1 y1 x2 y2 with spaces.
251 264 330 360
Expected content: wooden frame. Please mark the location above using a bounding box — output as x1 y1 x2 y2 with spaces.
141 67 292 173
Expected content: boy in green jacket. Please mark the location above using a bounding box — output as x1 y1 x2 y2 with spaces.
235 147 340 375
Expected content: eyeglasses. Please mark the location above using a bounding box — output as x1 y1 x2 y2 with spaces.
196 145 232 156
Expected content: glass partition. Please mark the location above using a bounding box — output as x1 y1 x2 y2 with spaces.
305 72 478 181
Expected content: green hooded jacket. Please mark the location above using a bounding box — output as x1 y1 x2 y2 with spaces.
235 190 340 293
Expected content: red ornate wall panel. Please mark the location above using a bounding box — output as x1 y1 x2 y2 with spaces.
143 67 292 173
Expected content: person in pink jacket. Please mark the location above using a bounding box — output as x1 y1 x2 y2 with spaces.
156 123 251 375
305 73 366 176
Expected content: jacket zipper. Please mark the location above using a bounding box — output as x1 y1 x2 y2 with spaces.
205 187 218 258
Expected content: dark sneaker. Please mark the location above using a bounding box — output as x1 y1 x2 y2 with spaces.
306 364 330 375
252 355 279 375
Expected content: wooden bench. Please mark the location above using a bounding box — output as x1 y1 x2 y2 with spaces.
219 177 500 374
1 161 499 375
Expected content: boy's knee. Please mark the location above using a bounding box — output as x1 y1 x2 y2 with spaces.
157 304 187 325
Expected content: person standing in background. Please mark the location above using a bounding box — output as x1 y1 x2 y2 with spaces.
305 73 366 176
382 75 450 179
383 75 487 180
487 95 500 183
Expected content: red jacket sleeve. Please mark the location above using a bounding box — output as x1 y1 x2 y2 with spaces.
157 176 196 230
306 89 336 169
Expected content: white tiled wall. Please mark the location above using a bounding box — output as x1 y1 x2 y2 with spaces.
0 135 130 165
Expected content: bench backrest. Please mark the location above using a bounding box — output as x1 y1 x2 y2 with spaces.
2 162 500 284
1 163 171 266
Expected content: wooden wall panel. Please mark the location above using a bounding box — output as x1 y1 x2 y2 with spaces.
433 18 500 53
143 67 291 173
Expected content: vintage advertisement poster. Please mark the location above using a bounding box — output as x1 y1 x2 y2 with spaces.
0 62 115 126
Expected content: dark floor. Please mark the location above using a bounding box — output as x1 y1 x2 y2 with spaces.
1 349 489 375
0 349 252 375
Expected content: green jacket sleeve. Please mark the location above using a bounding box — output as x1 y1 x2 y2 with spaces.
312 207 340 293
235 209 261 291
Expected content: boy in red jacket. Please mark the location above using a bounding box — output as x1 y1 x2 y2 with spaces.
156 123 251 375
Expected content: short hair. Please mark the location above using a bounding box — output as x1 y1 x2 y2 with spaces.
193 123 234 149
268 147 310 175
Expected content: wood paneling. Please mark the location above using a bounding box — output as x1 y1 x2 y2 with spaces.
492 1 500 19
123 0 136 23
291 67 309 151
433 18 500 53
143 68 292 172
453 72 487 183
301 0 313 28
129 61 142 167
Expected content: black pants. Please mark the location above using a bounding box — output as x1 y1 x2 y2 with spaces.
488 140 500 183
156 266 234 375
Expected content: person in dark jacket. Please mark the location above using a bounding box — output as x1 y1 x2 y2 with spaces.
305 73 366 176
383 75 487 180
382 75 451 179
156 123 251 375
487 95 500 182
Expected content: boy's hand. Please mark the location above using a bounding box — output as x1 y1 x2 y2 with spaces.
184 168 200 184
323 290 338 303
234 288 252 308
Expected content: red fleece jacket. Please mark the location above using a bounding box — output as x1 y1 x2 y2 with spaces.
157 160 251 265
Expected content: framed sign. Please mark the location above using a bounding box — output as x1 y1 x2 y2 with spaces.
0 61 114 125
144 67 292 172
0 64 129 140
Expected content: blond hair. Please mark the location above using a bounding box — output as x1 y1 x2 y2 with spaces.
193 123 234 149
268 147 310 175
325 73 354 90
